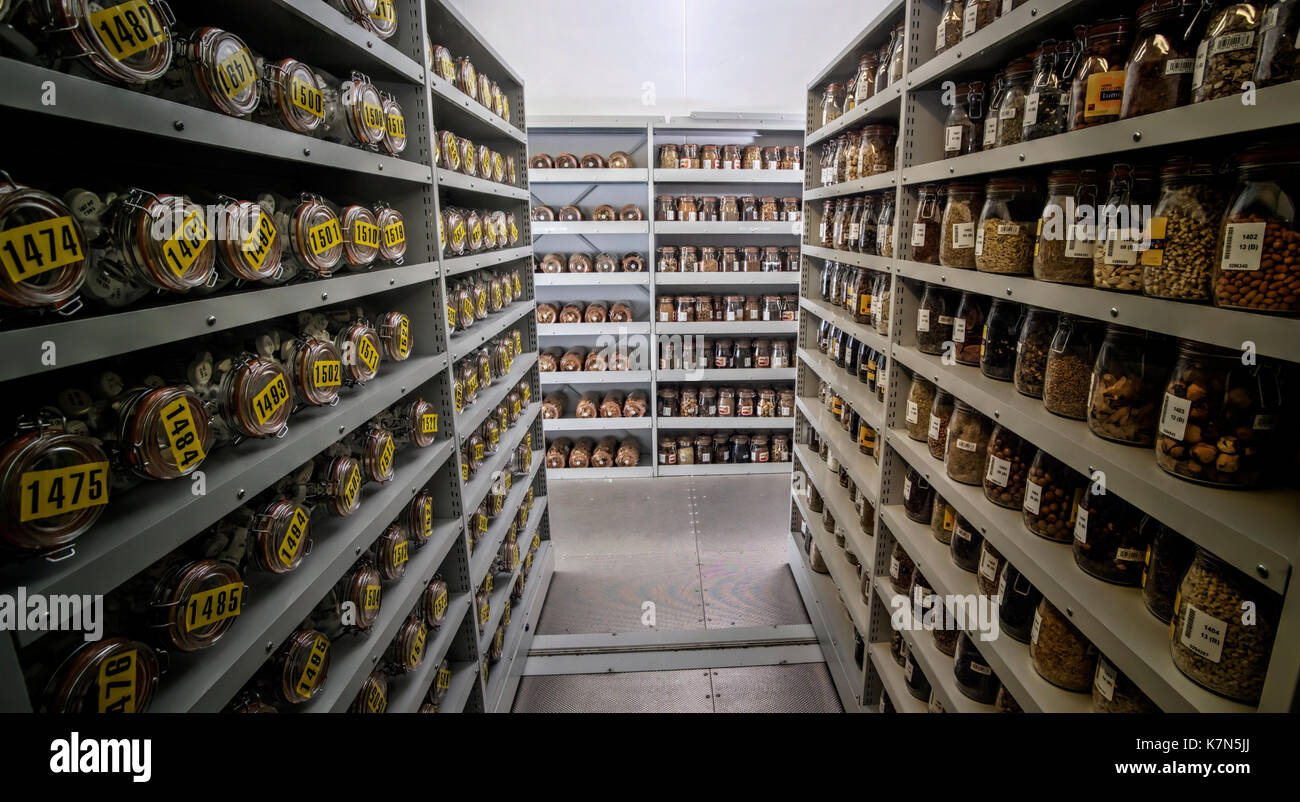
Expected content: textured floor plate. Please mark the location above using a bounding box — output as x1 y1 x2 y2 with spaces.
511 669 713 713
545 476 697 557
709 664 843 713
699 550 809 629
692 474 793 553
536 553 705 634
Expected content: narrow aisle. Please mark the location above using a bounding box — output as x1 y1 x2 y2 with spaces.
513 474 842 713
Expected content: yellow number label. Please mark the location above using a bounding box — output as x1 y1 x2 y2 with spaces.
308 217 341 255
451 222 466 249
422 503 433 540
502 600 511 627
161 396 205 472
313 360 342 388
476 514 487 534
162 209 210 278
352 220 380 249
520 383 531 403
511 399 521 417
357 336 380 373
241 211 277 271
432 588 447 619
479 601 490 625
97 649 137 714
436 666 451 691
342 465 362 509
421 414 438 435
379 438 395 477
363 102 385 131
365 682 386 713
89 1 166 62
185 581 242 631
460 461 469 482
393 540 409 568
398 317 410 358
531 534 540 552
0 216 82 284
216 46 257 99
364 584 381 612
295 635 329 698
291 76 324 119
465 374 478 396
473 442 484 462
20 461 109 522
385 112 406 139
251 374 289 424
278 506 310 568
383 220 406 248
371 0 396 24
408 625 426 666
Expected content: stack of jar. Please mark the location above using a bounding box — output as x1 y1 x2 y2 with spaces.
655 245 799 273
658 431 792 465
538 344 636 373
655 293 798 323
656 385 795 419
446 268 524 333
529 150 635 169
657 143 802 171
535 300 636 325
657 338 793 371
428 40 513 122
545 436 641 468
816 19 907 128
531 203 643 222
817 380 881 462
451 331 525 414
818 262 893 338
804 424 878 542
814 319 891 405
815 125 898 187
536 252 646 273
440 207 521 256
815 193 895 256
435 130 518 186
654 195 800 223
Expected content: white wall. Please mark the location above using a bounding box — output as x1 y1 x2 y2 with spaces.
447 0 888 120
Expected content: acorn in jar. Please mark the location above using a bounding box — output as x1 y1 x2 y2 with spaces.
983 424 1034 509
1022 448 1086 542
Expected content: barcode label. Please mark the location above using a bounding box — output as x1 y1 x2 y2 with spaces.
1210 31 1255 55
1220 222 1266 271
1180 603 1226 663
1023 92 1040 126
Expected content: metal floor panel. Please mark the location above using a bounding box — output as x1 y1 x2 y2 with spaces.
692 474 793 553
536 553 706 634
699 550 810 629
709 664 843 713
511 669 714 713
545 476 698 557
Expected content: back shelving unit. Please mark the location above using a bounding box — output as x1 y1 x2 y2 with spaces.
0 0 548 714
528 113 805 478
790 0 1300 713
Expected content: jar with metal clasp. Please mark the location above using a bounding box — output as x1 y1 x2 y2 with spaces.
109 382 211 480
406 490 435 548
0 172 89 314
40 637 161 713
99 189 217 293
269 628 330 705
120 556 245 652
303 454 364 517
0 415 110 556
365 0 399 41
333 319 382 384
315 69 386 149
256 56 326 134
211 352 292 439
153 26 259 118
325 0 379 28
209 195 283 284
311 560 383 636
264 192 343 280
351 669 388 713
387 396 437 449
422 576 450 628
373 202 406 264
235 496 313 574
339 203 381 270
373 310 412 361
21 0 174 86
344 422 396 484
279 335 343 408
370 521 410 581
386 614 428 674
373 90 407 156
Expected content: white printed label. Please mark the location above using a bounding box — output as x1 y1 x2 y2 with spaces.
912 223 928 247
963 4 978 35
1105 229 1139 266
890 554 901 579
1192 40 1208 90
953 222 975 249
996 570 1008 605
956 438 978 452
953 318 966 343
1210 31 1255 56
917 309 931 332
904 658 914 681
928 414 942 440
928 695 944 713
1002 0 1014 12
937 19 947 51
997 223 1020 235
1023 92 1040 126
1073 505 1090 543
986 455 1010 487
1065 225 1096 258
944 125 963 152
1220 221 1267 271
1030 609 1042 644
954 521 972 541
939 314 954 325
968 660 993 676
978 549 1000 583
983 116 998 147
1095 660 1118 701
1165 58 1195 75
1158 392 1191 440
848 223 861 241
975 225 986 256
1179 603 1227 663
998 104 1017 121
1116 547 1146 563
1024 480 1042 515
906 400 919 424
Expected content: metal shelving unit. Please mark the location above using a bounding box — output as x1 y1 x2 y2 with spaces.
790 0 1300 714
0 0 549 714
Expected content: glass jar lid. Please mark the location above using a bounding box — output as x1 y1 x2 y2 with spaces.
213 198 282 282
340 204 380 268
265 57 325 133
287 336 343 407
249 497 311 573
374 203 406 263
117 384 212 479
324 455 363 516
120 192 216 291
343 561 383 631
43 637 160 713
365 0 398 39
352 670 388 713
277 629 330 704
221 355 291 437
404 397 438 448
336 321 382 384
185 27 260 117
152 558 244 651
53 0 174 85
342 72 386 145
0 177 88 310
289 196 343 275
422 576 449 627
0 425 109 553
408 490 435 547
375 522 409 580
391 615 428 672
360 425 396 484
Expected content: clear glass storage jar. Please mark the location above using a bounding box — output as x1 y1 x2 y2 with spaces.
1212 145 1300 314
1014 306 1058 398
1121 0 1201 119
1022 448 1085 542
1073 485 1150 585
977 175 1040 275
980 298 1024 381
1069 17 1134 130
945 401 992 485
1192 3 1264 103
1141 158 1227 301
1033 169 1101 284
1141 520 1195 622
951 291 987 366
983 423 1034 509
1093 164 1159 291
1022 39 1074 140
1087 325 1170 445
940 182 982 268
1030 598 1098 692
993 58 1034 147
916 285 956 355
1043 314 1102 419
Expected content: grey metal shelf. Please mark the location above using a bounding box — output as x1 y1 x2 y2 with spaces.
468 455 544 587
795 395 880 504
656 418 795 431
437 170 530 200
802 245 892 271
805 172 898 201
656 368 796 382
442 247 534 277
534 272 649 287
536 322 651 336
892 260 1300 362
804 0 906 96
539 370 652 385
529 169 649 183
546 462 655 479
798 295 890 355
0 59 430 184
654 222 800 236
785 531 866 713
454 351 538 436
806 91 904 148
794 442 873 574
460 408 541 518
658 321 797 335
792 485 873 637
891 344 1295 597
440 661 479 712
868 644 926 713
476 495 547 653
483 541 555 713
0 263 439 382
0 354 448 607
653 272 799 286
448 301 533 362
148 439 458 711
543 417 653 432
384 592 470 713
532 221 649 235
797 346 885 430
429 74 527 144
652 169 804 184
885 431 1255 713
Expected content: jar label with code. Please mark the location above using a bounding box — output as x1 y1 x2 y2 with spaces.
0 215 84 284
902 478 913 502
996 570 1008 605
944 125 963 153
962 4 978 35
1002 0 1014 12
983 116 998 147
1095 659 1118 701
969 660 992 676
889 555 901 579
1165 58 1195 75
953 318 966 342
1023 92 1040 126
986 456 1010 487
997 223 1020 235
978 550 999 582
953 222 975 249
1104 229 1140 266
1024 480 1042 515
975 226 986 256
998 104 1017 121
1116 547 1146 563
954 521 972 541
1031 609 1042 644
848 223 861 240
928 414 942 440
1064 225 1095 258
904 658 914 682
1158 392 1191 440
1179 603 1227 663
1074 506 1089 542
1210 31 1255 56
1220 222 1266 271
906 400 919 424
1084 71 1125 119
1192 41 1209 90
917 309 931 332
912 223 928 247
956 438 977 452
936 20 947 51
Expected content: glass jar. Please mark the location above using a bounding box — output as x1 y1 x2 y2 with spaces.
1141 520 1196 622
976 539 1005 597
856 195 879 253
743 147 763 171
980 299 1024 381
1073 485 1149 584
658 387 678 417
962 0 999 39
905 375 937 441
1069 18 1134 130
731 434 751 463
1043 314 1102 419
888 20 906 83
658 436 675 465
1023 40 1074 140
930 495 956 545
911 186 944 264
1087 325 1169 445
694 294 713 321
677 196 698 223
916 285 955 355
698 197 719 223
1171 548 1280 703
676 436 694 465
858 125 897 177
1030 598 1098 692
983 424 1033 509
954 632 999 703
1034 169 1101 284
1093 164 1159 291
1022 449 1086 542
98 190 217 292
994 58 1034 147
737 388 757 417
717 387 736 417
997 563 1042 642
1092 656 1160 712
940 182 983 268
1121 0 1201 119
1013 307 1058 398
950 513 984 572
656 195 677 222
976 175 1040 275
658 144 679 169
1255 0 1300 87
1193 3 1264 103
888 541 917 595
927 390 955 461
1142 158 1227 301
154 27 260 119
937 0 964 56
1213 145 1300 314
1157 339 1283 487
951 291 987 365
877 194 895 258
943 81 985 159
700 387 718 416
945 401 992 484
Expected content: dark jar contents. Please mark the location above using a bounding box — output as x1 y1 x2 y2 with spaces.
980 299 1024 381
953 633 999 703
916 285 957 355
952 291 988 366
1022 448 1086 543
888 542 916 595
1014 306 1059 398
983 423 1034 509
950 513 985 573
1069 18 1134 131
1087 325 1170 446
910 185 944 264
1023 39 1075 141
902 464 935 524
1120 0 1201 119
1072 486 1151 585
1093 655 1161 712
1254 0 1300 88
997 562 1043 643
927 389 955 461
1140 519 1195 623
